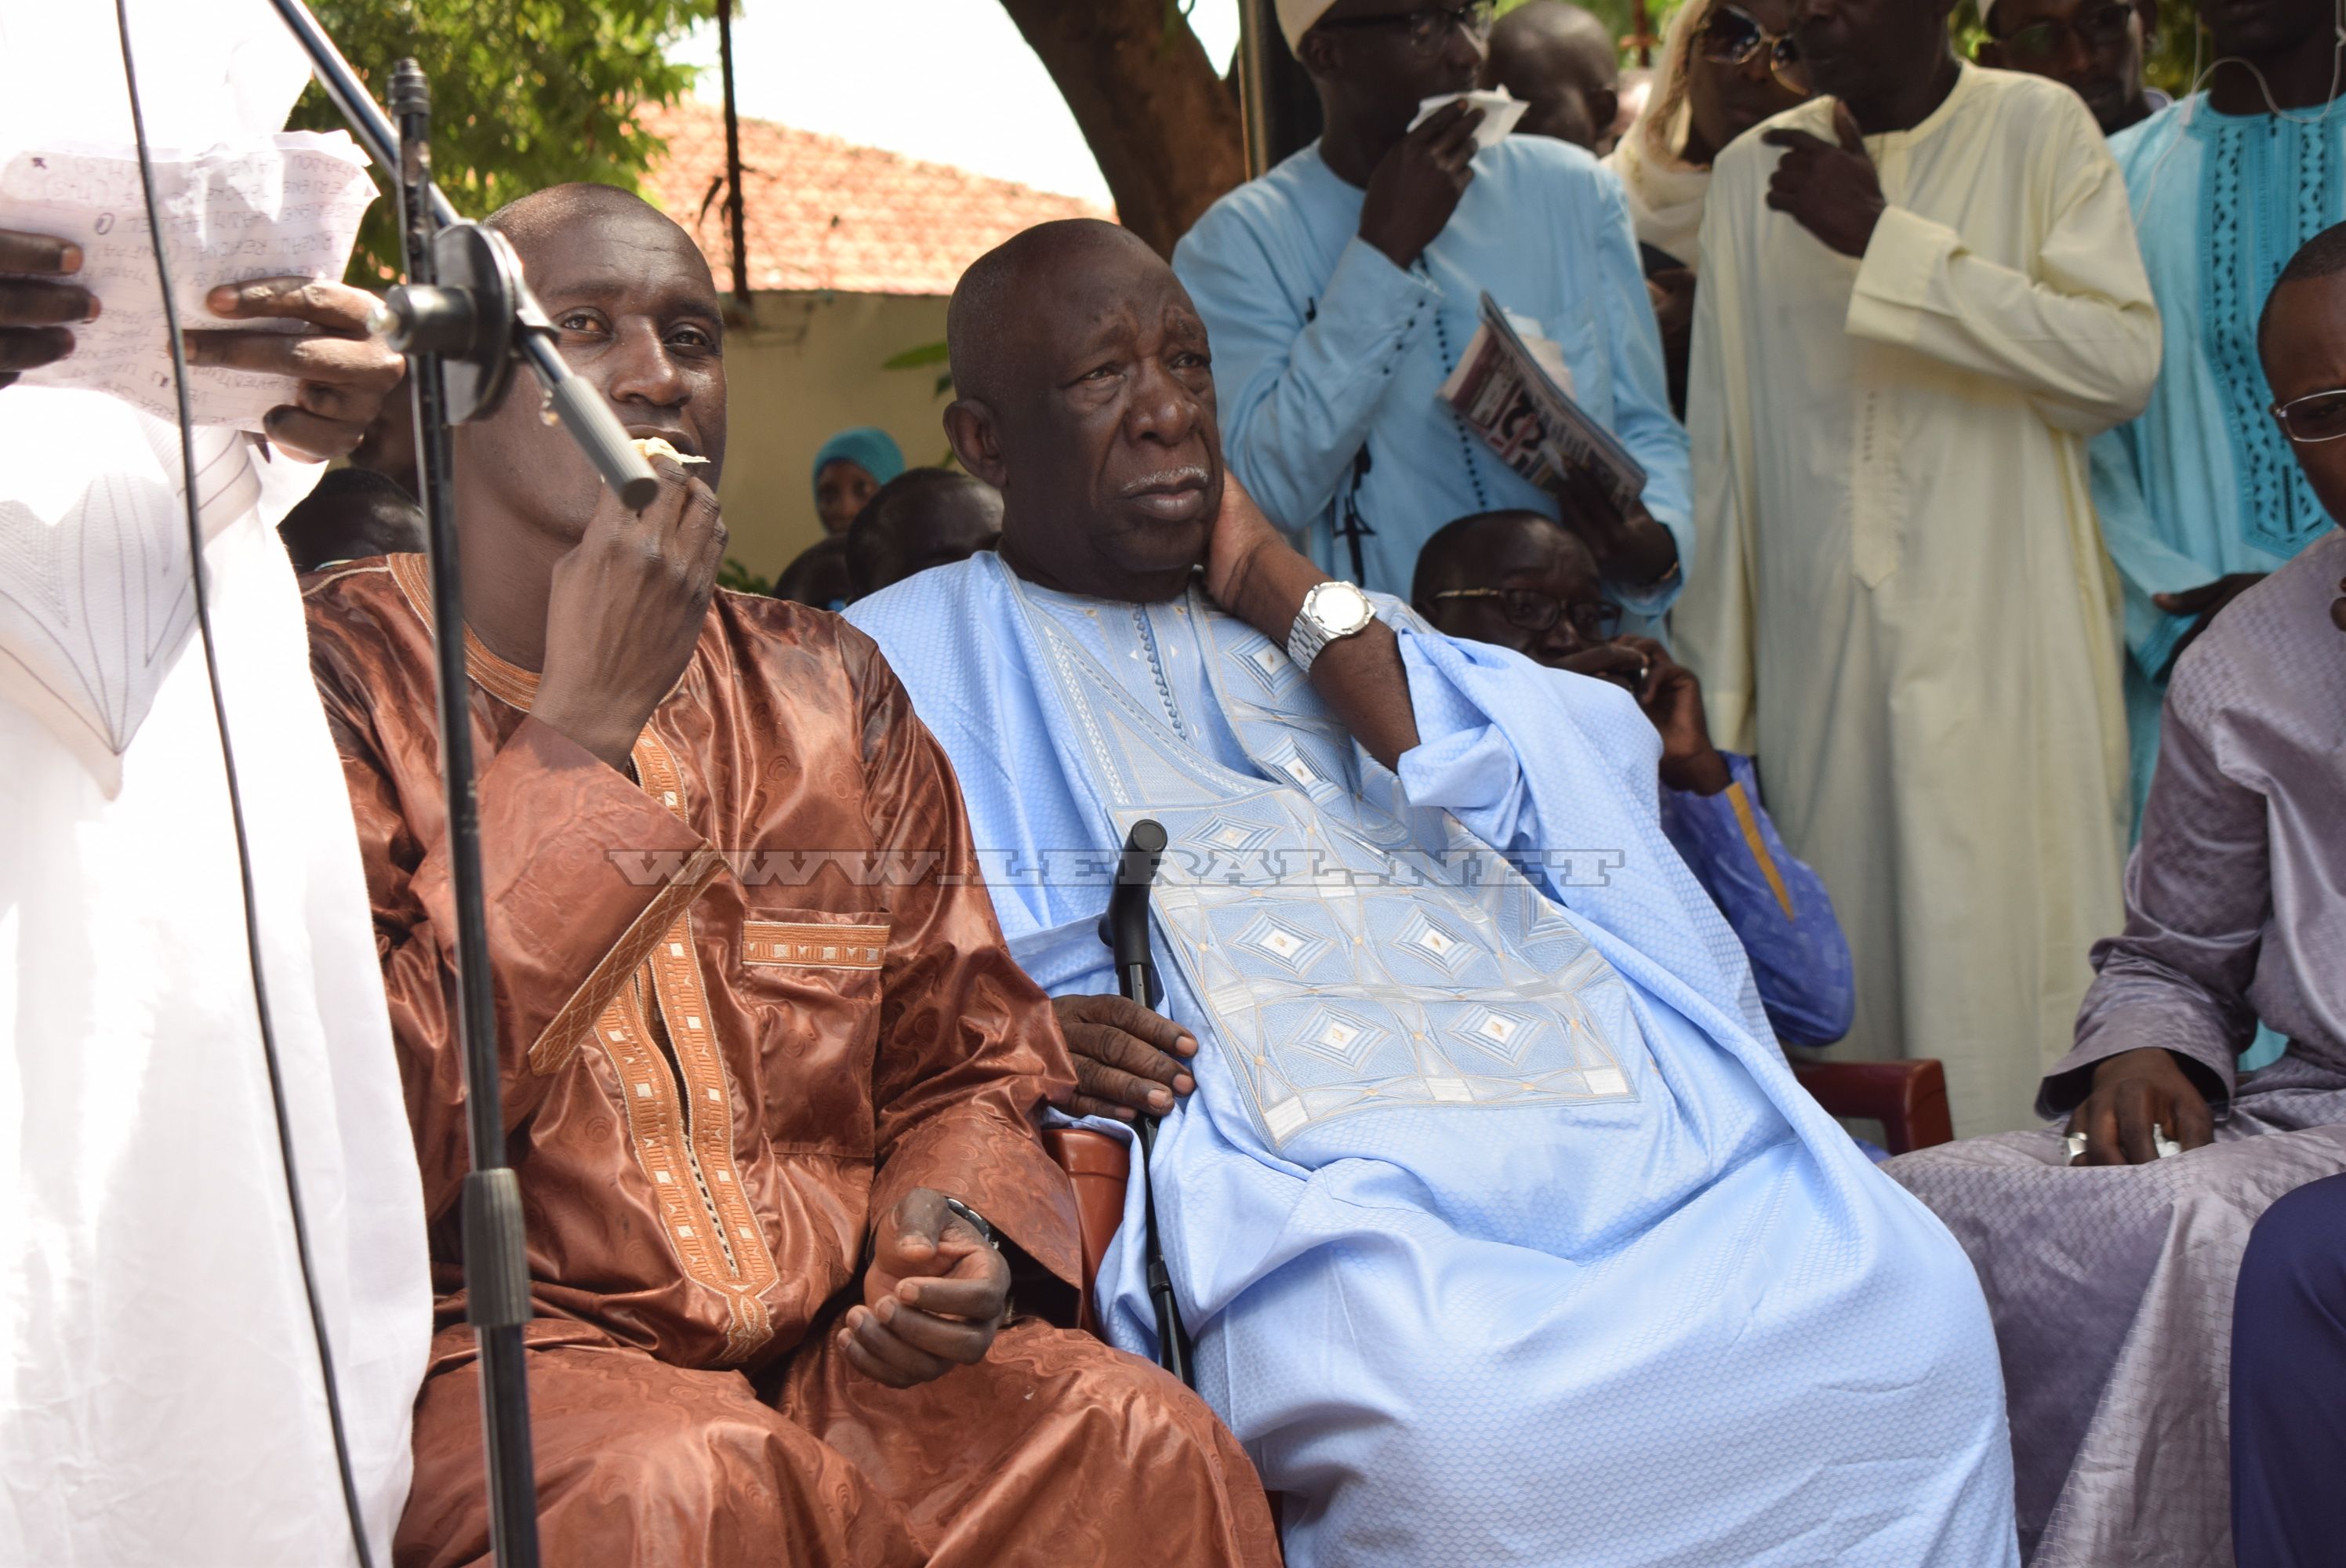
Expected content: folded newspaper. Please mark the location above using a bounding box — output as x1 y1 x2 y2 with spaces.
1436 292 1647 515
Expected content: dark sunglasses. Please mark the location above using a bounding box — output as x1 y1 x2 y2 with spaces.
1992 2 2136 61
1313 1 1498 53
1432 587 1623 641
1698 4 1811 95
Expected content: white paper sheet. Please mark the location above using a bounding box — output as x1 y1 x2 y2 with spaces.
0 131 374 427
1408 89 1528 151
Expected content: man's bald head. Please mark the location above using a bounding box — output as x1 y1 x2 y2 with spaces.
1414 509 1596 601
1491 2 1618 83
942 219 1222 603
485 182 705 274
844 468 1003 599
947 220 1160 406
1484 2 1621 149
1414 510 1614 666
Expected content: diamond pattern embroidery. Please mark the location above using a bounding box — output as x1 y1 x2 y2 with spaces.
1236 913 1331 975
1401 913 1472 975
1201 816 1274 854
1294 1006 1385 1068
1022 575 1640 1151
1226 633 1303 703
1463 1007 1535 1066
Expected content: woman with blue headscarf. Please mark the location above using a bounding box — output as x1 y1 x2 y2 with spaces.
811 426 906 535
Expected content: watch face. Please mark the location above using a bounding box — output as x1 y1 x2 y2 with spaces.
1313 581 1375 634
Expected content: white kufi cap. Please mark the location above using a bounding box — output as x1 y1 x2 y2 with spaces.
1278 0 1341 51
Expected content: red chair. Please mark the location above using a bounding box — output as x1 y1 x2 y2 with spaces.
1793 1058 1955 1155
1043 1127 1131 1333
1043 1059 1954 1289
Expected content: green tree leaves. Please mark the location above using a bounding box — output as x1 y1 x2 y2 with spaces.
287 0 713 283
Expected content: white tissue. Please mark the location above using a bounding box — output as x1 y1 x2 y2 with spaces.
1407 89 1527 151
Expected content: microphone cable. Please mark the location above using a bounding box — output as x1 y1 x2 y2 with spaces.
110 2 377 1564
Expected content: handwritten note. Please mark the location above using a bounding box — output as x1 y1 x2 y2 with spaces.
0 131 375 427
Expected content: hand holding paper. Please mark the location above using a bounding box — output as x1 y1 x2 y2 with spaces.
0 130 393 787
0 131 378 430
0 227 96 387
1436 292 1679 591
182 273 403 460
1359 100 1486 270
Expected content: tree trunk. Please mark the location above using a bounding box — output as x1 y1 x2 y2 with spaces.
994 0 1249 256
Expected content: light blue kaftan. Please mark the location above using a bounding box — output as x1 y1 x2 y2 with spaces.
848 555 2014 1568
2091 96 2344 824
1171 139 1691 608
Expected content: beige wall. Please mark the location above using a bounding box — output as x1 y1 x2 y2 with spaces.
714 289 956 583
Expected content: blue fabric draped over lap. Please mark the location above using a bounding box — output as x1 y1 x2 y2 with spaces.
848 554 2018 1568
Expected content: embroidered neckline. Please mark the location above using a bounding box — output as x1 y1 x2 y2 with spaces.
386 551 543 710
1131 603 1190 740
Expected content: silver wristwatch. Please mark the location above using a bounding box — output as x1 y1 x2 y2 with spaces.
1285 579 1375 674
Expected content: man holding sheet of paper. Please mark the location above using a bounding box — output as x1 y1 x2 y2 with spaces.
0 2 429 1564
1172 0 1689 608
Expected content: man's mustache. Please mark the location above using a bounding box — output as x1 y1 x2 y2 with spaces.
1119 466 1214 497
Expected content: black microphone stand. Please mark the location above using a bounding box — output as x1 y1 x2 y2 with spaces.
264 6 664 1564
1099 820 1194 1386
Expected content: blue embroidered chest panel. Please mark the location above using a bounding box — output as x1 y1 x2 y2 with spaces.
1019 581 1642 1151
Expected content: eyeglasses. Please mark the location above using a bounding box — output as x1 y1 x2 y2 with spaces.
1431 587 1623 641
1991 2 2136 61
1313 1 1498 53
1697 4 1810 95
2272 387 2346 445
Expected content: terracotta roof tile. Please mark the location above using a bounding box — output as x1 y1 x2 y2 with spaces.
639 97 1113 297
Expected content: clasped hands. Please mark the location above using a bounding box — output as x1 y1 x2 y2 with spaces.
0 226 401 459
838 1187 1015 1388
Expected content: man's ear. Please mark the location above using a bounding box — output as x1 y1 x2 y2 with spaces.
1590 89 1621 142
943 399 1008 489
2132 0 2158 41
1296 30 1338 78
1414 589 1461 633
